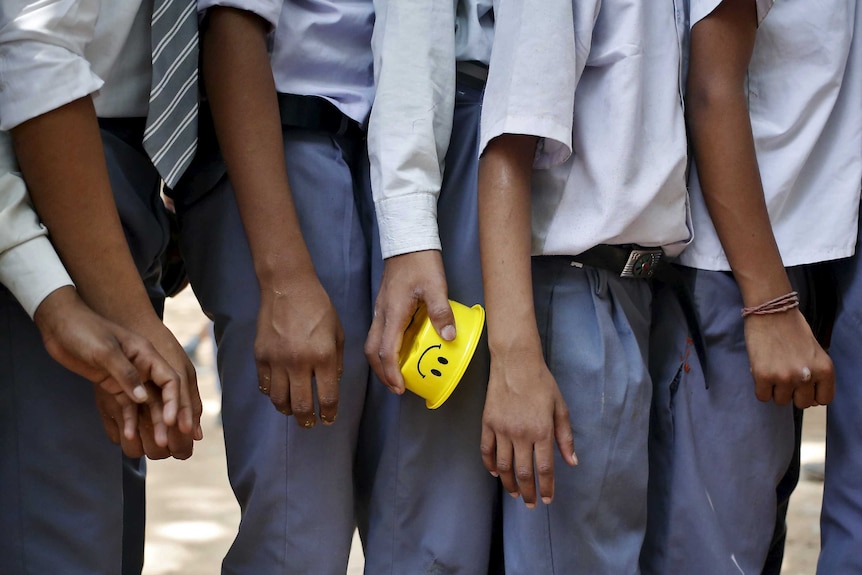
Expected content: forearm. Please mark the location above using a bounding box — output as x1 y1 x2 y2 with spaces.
11 96 157 325
202 7 316 289
478 134 542 358
687 0 790 306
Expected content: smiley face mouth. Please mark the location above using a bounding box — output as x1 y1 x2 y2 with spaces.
416 344 450 378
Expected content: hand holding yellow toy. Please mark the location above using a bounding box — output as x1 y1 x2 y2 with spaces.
398 300 485 409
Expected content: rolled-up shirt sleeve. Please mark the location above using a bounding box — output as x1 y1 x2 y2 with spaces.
691 0 775 28
368 0 456 259
197 0 283 29
0 135 73 318
0 0 104 130
481 0 587 169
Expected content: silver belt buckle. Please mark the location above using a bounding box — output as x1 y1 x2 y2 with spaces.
620 248 662 279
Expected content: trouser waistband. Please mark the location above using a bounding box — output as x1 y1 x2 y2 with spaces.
276 93 364 139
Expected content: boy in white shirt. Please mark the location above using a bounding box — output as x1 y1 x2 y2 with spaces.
641 0 860 572
477 0 690 570
0 1 203 572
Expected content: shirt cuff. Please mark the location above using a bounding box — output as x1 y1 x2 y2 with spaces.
0 235 74 319
375 191 441 259
0 41 103 130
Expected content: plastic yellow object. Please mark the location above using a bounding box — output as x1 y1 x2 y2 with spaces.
398 300 486 409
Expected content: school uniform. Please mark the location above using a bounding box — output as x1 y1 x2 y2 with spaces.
480 0 690 571
0 2 172 573
173 2 375 573
354 2 498 573
642 1 862 573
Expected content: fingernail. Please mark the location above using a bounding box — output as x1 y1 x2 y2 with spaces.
572 452 579 465
526 502 536 510
542 497 552 505
133 386 148 402
490 471 499 478
509 491 520 498
441 325 456 341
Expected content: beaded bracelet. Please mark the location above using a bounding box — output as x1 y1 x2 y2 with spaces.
741 291 800 318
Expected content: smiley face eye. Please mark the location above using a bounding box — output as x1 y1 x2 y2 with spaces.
430 356 449 377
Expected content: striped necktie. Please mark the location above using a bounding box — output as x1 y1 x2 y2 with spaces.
144 0 199 189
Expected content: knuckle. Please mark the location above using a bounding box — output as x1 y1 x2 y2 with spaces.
480 443 494 456
537 461 554 476
427 301 453 321
377 348 396 364
364 340 377 362
91 343 115 365
515 467 533 481
496 460 512 473
269 391 289 408
317 395 338 410
291 401 313 415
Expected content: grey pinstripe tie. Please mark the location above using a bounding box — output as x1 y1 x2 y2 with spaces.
144 0 199 189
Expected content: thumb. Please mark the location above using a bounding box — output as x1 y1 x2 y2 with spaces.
425 294 457 342
554 399 577 466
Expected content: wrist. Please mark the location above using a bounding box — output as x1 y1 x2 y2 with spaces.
33 286 79 335
741 291 799 318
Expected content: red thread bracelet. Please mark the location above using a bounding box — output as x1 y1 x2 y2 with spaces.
741 291 800 318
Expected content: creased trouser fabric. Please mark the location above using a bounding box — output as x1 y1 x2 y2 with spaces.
0 119 165 575
642 267 812 575
355 81 498 575
178 128 372 575
503 260 652 575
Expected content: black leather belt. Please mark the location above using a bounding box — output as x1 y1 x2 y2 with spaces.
565 244 709 377
276 93 363 138
571 244 665 279
456 60 489 90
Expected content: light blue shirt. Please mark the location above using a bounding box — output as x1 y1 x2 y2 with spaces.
200 0 375 126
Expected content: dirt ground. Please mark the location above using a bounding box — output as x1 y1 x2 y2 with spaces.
143 287 826 574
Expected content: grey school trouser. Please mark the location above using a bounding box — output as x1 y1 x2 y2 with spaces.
642 267 816 575
819 212 862 574
0 119 166 575
499 259 653 574
355 80 499 575
177 126 373 575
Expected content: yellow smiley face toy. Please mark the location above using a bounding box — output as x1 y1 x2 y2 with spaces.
398 299 486 409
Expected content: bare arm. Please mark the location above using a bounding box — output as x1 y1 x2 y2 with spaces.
11 96 202 457
202 8 343 427
478 134 576 509
687 0 833 407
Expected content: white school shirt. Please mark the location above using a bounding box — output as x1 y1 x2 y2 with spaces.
369 0 494 258
0 0 152 130
678 0 862 270
480 0 691 258
0 1 151 315
200 0 375 126
0 132 73 318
